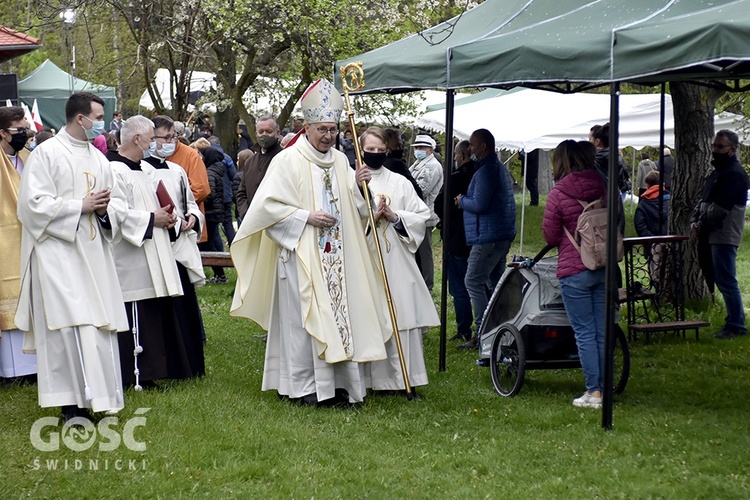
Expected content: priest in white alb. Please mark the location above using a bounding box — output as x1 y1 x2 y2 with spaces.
107 115 202 389
230 78 391 406
143 114 207 378
15 92 131 419
358 127 440 392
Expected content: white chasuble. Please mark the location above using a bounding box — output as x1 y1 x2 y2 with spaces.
231 137 392 401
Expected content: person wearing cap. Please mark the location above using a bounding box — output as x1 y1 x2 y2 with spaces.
409 134 443 291
230 78 391 406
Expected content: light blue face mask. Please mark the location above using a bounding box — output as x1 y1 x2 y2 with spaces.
414 149 427 160
143 141 157 159
82 115 106 140
470 154 479 162
156 143 176 158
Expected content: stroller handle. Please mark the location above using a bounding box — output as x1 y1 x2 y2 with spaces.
510 244 556 269
532 245 555 265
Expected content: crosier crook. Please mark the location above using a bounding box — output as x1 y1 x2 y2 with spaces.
340 62 413 399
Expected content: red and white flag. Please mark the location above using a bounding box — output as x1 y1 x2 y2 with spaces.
31 99 43 131
20 102 34 130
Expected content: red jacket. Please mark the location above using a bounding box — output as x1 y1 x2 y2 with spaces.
543 169 607 278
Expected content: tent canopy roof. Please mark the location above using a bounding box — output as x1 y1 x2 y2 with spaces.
335 0 750 94
18 59 115 97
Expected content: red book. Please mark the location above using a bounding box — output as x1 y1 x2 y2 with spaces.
156 180 175 214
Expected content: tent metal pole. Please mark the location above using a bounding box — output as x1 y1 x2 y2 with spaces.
519 151 528 254
602 82 620 431
631 147 636 214
439 89 455 373
658 84 666 234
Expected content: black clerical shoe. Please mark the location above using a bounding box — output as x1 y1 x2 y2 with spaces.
61 405 94 423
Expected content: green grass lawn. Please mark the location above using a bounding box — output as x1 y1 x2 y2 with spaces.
1 196 749 498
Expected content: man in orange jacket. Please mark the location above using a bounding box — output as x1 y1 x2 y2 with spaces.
168 140 210 242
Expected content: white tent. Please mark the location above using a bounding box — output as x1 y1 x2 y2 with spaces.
417 88 747 150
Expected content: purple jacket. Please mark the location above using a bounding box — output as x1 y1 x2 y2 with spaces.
543 169 607 278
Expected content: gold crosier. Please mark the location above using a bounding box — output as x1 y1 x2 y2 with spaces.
340 62 413 398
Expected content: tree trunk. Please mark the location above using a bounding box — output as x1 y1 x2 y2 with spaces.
669 81 724 301
537 149 553 195
214 43 239 160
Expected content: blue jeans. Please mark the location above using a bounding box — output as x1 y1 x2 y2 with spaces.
446 252 473 338
465 240 512 332
560 268 606 393
711 244 746 333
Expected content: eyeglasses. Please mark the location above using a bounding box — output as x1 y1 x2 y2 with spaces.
712 142 732 150
6 127 29 134
154 135 178 143
312 126 338 136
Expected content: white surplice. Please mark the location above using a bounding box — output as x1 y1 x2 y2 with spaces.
15 130 131 412
365 167 440 390
110 159 183 302
142 159 206 286
231 137 392 403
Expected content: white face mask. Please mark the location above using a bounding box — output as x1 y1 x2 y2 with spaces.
156 143 176 158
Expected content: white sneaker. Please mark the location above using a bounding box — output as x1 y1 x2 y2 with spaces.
573 392 602 408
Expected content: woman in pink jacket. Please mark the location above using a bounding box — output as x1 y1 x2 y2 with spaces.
542 140 607 409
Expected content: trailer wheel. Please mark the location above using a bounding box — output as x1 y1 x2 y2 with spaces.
490 323 526 397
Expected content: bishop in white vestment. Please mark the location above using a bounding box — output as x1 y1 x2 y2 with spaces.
231 79 391 405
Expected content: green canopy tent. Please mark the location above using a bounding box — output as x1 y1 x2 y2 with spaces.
447 0 750 88
334 0 595 93
18 59 117 131
335 0 750 428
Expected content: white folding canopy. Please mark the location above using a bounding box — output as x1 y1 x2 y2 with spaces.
417 88 747 150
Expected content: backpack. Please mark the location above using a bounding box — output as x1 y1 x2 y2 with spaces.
564 199 624 271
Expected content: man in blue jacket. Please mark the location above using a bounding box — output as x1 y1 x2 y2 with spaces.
455 128 516 350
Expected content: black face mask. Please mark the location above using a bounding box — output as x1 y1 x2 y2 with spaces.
6 131 27 152
363 151 387 169
388 149 404 160
711 151 732 167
